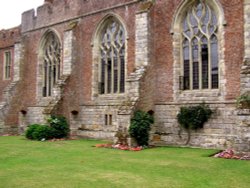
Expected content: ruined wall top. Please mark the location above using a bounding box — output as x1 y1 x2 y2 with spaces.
0 27 21 48
21 0 139 33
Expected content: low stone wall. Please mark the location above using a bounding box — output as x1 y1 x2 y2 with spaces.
152 102 250 151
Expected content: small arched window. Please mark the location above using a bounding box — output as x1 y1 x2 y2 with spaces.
42 31 61 97
98 18 126 94
181 0 219 90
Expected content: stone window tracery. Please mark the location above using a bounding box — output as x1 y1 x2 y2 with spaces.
99 18 125 94
181 0 219 90
42 32 61 97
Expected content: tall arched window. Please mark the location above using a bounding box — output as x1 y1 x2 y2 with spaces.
42 32 61 97
181 0 219 90
98 18 126 94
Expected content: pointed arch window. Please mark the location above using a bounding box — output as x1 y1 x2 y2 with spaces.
42 32 61 97
181 0 219 90
4 51 11 79
99 18 126 94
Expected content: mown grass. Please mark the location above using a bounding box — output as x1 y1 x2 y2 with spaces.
0 136 249 188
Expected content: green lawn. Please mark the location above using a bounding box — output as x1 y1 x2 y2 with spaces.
0 137 249 188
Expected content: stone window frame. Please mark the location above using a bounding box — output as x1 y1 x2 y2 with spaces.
37 29 62 102
105 114 113 125
3 50 12 80
91 13 128 101
171 0 226 102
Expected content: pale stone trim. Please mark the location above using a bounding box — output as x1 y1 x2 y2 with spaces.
241 0 250 94
13 43 22 82
63 30 74 75
244 0 250 60
135 12 149 67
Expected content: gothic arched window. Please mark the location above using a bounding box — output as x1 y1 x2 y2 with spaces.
42 32 61 97
99 18 126 94
181 0 219 90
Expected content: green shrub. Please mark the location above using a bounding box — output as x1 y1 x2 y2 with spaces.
25 124 40 139
47 115 69 138
32 125 52 140
25 115 69 141
25 124 51 140
177 103 212 144
129 110 154 146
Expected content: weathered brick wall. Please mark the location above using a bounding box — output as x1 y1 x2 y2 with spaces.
0 27 20 101
0 0 249 150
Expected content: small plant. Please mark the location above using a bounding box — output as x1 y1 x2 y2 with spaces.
129 110 154 146
177 103 213 145
25 115 69 141
25 124 41 139
236 93 250 109
32 125 53 140
48 115 69 138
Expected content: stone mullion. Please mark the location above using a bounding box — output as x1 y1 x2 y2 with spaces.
117 49 121 93
46 62 50 97
190 41 193 90
208 37 212 90
111 46 114 94
198 39 202 90
104 56 108 94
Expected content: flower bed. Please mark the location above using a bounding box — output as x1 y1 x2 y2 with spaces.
213 149 250 160
95 143 144 151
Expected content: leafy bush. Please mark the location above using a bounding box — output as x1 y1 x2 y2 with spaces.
25 124 41 139
48 115 69 138
129 110 154 146
32 125 52 140
177 103 213 144
25 115 69 140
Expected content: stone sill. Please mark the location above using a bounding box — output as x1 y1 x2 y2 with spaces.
155 100 236 106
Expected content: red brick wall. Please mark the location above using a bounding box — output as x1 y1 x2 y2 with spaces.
1 0 245 127
0 27 20 101
19 1 140 119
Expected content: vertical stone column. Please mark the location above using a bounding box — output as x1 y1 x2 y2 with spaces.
63 30 74 75
242 0 250 94
135 11 150 67
13 42 22 82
